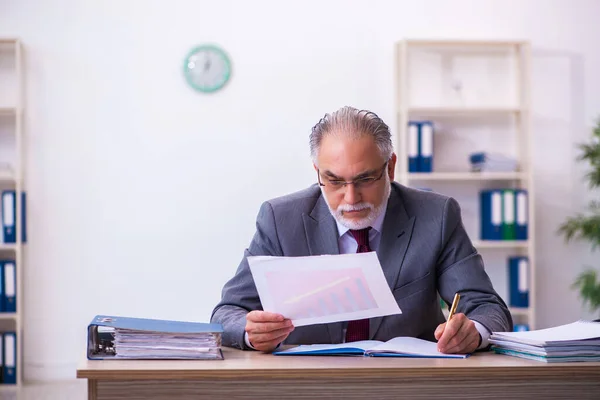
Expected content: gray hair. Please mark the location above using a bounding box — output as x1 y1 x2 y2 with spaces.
309 106 393 165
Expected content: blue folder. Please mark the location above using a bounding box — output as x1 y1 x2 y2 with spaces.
1 260 15 313
513 324 530 332
1 191 15 243
0 261 3 312
87 315 224 360
508 256 529 308
515 189 528 240
480 190 503 240
408 121 419 172
0 191 26 244
3 332 16 384
419 121 434 173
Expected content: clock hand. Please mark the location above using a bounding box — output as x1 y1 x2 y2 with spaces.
204 56 211 71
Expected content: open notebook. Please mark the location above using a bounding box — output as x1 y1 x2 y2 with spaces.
273 337 469 358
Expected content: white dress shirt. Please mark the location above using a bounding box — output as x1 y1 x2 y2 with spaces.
245 200 490 350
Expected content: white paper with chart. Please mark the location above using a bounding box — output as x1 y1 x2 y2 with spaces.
247 252 402 327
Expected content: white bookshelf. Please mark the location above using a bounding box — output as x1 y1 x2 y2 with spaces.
408 106 523 117
472 240 530 250
395 39 536 330
0 38 24 387
408 172 528 181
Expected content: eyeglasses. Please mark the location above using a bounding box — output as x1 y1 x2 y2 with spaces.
317 161 389 191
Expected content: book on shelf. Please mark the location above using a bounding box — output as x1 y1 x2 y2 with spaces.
273 336 468 358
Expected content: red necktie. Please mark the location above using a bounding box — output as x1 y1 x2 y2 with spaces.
345 228 371 342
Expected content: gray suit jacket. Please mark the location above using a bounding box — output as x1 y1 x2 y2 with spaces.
211 182 512 349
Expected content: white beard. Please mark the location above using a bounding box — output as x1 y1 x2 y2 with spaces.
322 173 391 230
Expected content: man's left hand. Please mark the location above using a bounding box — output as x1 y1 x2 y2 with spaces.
434 313 481 354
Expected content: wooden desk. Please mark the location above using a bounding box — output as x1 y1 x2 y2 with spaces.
77 347 600 399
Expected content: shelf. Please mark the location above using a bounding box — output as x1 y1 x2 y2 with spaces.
404 39 527 48
0 169 16 182
0 313 17 321
0 107 16 116
472 240 529 249
406 172 527 181
0 35 23 388
405 107 522 117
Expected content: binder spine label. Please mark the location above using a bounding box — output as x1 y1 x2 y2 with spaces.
518 259 528 293
517 191 528 224
421 124 433 157
5 333 15 367
5 263 15 296
3 193 14 226
408 124 418 157
491 192 502 226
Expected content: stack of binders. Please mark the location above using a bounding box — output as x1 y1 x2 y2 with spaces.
490 320 600 362
479 189 528 240
87 315 224 360
407 120 434 173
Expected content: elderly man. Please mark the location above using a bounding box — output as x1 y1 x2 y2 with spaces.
211 106 512 354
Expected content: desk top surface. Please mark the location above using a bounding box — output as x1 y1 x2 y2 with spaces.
77 347 600 380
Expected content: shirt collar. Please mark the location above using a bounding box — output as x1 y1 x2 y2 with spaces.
334 197 389 238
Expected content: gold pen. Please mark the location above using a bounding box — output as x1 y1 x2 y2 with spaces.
447 293 461 321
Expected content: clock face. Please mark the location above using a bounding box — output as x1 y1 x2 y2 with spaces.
183 45 231 93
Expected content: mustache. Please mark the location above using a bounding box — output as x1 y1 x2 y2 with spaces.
337 203 374 213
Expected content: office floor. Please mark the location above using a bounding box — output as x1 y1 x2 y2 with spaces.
0 380 87 400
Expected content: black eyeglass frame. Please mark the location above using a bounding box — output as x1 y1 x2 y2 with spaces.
317 161 389 190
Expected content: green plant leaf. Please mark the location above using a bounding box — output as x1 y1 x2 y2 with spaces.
559 116 600 249
571 269 600 313
558 213 600 249
560 116 600 314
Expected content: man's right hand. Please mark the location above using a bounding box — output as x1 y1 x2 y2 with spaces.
245 311 295 352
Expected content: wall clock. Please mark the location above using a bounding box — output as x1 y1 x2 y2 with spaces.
183 44 232 93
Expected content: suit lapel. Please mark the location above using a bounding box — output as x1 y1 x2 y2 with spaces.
370 185 416 339
301 195 344 343
302 196 340 257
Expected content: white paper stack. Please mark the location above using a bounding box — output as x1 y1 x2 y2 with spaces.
490 320 600 362
113 329 223 359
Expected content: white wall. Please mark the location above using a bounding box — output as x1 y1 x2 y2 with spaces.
1 0 599 381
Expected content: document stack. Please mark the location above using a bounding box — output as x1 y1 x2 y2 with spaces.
470 152 517 172
489 320 600 362
87 315 224 360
